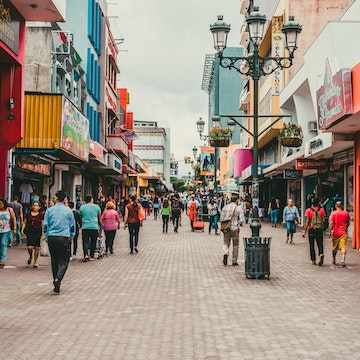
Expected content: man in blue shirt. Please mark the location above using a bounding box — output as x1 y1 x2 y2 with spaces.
44 190 75 294
79 194 101 261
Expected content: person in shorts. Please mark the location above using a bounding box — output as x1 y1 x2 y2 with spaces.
328 201 351 267
282 199 300 244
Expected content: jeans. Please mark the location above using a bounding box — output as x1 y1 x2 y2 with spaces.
162 215 169 232
209 215 219 233
0 232 11 262
47 236 71 282
172 216 179 231
82 229 98 257
308 229 324 261
153 207 159 219
270 210 278 225
128 222 140 252
104 229 116 253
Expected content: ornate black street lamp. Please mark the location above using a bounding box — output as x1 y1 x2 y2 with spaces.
210 8 301 236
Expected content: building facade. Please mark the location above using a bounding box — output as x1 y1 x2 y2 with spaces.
0 0 65 199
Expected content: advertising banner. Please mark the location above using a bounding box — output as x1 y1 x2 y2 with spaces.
317 66 353 130
200 146 215 176
61 97 90 161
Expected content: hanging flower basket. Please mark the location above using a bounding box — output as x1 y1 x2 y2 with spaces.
278 122 303 147
209 139 230 147
280 137 303 147
208 127 232 147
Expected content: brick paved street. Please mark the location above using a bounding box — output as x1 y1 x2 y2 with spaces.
1 215 360 359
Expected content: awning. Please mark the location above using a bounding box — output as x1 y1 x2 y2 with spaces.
234 149 253 178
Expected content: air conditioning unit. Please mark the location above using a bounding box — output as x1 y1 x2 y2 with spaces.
308 121 317 131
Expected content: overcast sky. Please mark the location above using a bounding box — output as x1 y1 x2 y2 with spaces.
110 0 244 177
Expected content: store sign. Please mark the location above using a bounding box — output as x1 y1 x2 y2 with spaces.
61 97 90 161
89 140 105 163
296 159 327 170
16 156 51 176
283 170 302 179
108 154 122 174
305 132 333 158
0 0 20 55
316 60 352 130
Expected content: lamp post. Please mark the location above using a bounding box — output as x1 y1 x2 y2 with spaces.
210 8 301 237
196 116 234 194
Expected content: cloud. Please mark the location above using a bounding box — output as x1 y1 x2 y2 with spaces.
112 0 244 175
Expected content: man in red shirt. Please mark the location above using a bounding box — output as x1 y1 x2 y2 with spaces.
302 198 326 266
328 201 351 267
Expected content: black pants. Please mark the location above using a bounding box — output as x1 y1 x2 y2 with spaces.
73 231 79 255
128 222 140 252
48 236 71 282
82 229 98 257
172 216 179 231
104 229 116 253
162 215 169 232
308 229 324 261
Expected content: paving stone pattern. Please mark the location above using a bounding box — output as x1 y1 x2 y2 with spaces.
1 216 360 359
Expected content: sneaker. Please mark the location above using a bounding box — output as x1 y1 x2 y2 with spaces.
341 262 346 268
82 254 89 262
0 262 4 268
88 256 95 261
27 257 32 265
232 262 238 266
318 254 324 266
16 241 22 246
33 263 38 268
223 254 228 266
311 260 316 265
53 280 60 294
134 248 138 253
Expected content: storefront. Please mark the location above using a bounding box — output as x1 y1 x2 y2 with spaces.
0 0 64 199
15 94 90 202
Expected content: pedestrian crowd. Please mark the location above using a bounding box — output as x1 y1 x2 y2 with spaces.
0 190 352 294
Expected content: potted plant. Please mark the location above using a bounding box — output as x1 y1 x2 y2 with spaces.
208 127 232 147
278 122 303 147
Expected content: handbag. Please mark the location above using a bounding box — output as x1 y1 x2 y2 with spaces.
40 239 49 257
220 206 237 233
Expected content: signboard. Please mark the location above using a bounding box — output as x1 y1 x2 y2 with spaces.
16 156 51 176
200 146 215 176
316 62 352 129
305 132 333 158
283 170 302 179
108 154 122 174
0 0 20 55
296 159 327 170
61 97 90 161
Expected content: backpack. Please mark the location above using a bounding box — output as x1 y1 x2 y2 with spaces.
310 207 324 230
171 201 181 216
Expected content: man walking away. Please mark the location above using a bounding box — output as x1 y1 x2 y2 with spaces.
328 201 351 267
302 198 326 265
171 194 182 233
79 195 101 261
44 190 75 294
220 195 242 266
68 201 81 260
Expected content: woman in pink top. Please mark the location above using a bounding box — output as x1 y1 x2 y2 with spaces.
100 202 120 254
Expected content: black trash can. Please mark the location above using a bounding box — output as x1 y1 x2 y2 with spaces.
243 237 271 279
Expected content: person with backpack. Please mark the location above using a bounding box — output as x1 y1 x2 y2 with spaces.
170 194 182 233
302 197 326 266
